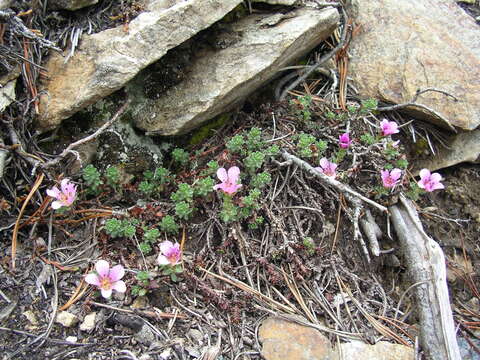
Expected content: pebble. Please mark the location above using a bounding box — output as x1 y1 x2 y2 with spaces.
55 311 79 327
66 336 78 343
80 312 97 331
135 324 156 345
22 310 38 325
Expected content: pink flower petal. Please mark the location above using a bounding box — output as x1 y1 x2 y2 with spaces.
51 201 62 210
157 255 170 265
419 169 431 180
160 241 174 255
319 158 329 168
109 265 125 282
227 166 240 182
46 187 60 198
390 168 402 180
85 273 101 286
430 173 442 183
112 280 126 293
95 260 110 278
100 288 112 298
216 168 228 182
60 178 70 191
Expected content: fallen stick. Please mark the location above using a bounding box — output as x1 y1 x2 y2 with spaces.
389 194 461 360
280 150 387 213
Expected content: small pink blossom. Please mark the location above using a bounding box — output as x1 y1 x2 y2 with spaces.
338 132 352 149
213 166 242 195
158 241 182 266
380 119 399 136
391 140 400 148
381 168 402 188
85 260 126 298
46 178 77 209
315 158 337 178
418 169 444 192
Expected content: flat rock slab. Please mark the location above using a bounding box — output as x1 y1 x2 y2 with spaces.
348 0 480 131
131 7 339 135
413 129 480 173
259 317 333 360
37 0 242 131
334 340 414 360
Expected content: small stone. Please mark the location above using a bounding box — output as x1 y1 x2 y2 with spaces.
467 297 479 312
22 310 38 325
259 317 333 360
55 311 79 327
0 301 17 321
333 340 413 360
135 324 156 345
66 336 78 343
188 328 204 343
79 312 96 332
0 79 16 112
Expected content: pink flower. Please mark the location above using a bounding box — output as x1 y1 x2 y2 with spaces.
46 178 77 209
381 168 402 188
213 166 242 195
157 241 182 266
391 140 400 148
380 119 399 136
85 260 126 298
315 158 337 178
418 169 444 192
338 132 352 149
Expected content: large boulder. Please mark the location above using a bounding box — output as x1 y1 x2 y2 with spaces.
130 6 339 135
37 0 243 131
347 0 480 131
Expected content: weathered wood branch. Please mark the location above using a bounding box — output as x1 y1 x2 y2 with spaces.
390 195 461 360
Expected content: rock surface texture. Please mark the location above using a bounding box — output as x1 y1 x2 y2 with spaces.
347 0 480 131
334 340 414 360
414 129 480 172
259 317 333 360
37 0 242 131
131 7 339 135
48 0 98 10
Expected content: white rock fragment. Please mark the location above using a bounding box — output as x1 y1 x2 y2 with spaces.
0 80 16 112
79 312 97 331
66 336 78 343
55 311 79 327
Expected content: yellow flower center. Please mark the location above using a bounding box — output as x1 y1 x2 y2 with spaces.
100 277 112 290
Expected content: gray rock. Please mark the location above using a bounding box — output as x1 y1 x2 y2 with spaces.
131 7 339 135
0 0 12 9
135 324 156 345
0 79 16 112
48 0 98 11
333 340 413 360
37 0 243 131
413 129 480 173
252 0 298 4
347 0 480 131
